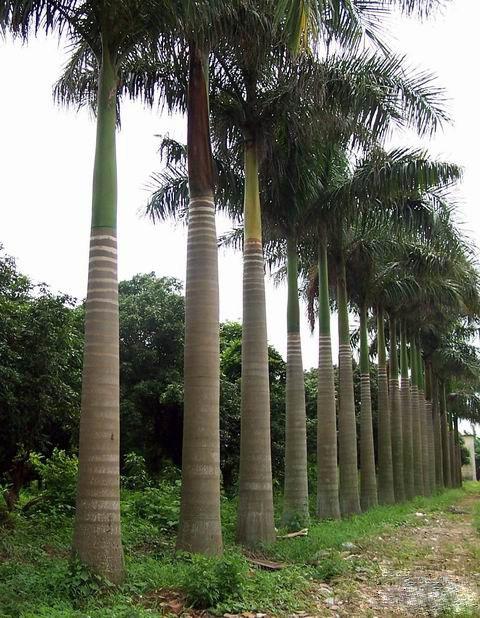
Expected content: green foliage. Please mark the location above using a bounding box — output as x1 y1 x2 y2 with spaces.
0 248 83 500
119 273 185 474
27 449 78 515
182 552 249 609
130 483 181 533
1 484 478 617
67 559 115 602
121 453 151 490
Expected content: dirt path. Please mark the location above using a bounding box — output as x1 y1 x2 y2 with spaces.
311 493 480 617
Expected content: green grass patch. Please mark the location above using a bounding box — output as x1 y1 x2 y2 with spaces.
0 483 478 617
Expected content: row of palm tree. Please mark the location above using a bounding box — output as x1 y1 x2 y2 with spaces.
3 0 478 587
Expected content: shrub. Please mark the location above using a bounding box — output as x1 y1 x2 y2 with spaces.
183 552 249 609
122 452 150 490
27 449 78 515
130 482 180 532
67 559 114 602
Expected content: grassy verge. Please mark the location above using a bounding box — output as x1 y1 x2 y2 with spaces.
0 483 478 618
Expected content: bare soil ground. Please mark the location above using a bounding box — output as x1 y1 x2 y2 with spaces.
309 493 480 617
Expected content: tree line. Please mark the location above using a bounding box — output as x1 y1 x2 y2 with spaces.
2 0 479 586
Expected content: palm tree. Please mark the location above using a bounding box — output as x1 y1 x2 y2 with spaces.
95 2 243 555
177 39 223 555
8 0 172 582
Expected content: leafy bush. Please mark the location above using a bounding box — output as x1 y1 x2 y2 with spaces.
122 452 150 490
183 552 249 609
130 482 180 532
27 449 78 514
67 559 114 602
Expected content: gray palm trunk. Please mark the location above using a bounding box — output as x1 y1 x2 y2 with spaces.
440 381 452 487
359 304 377 510
424 364 436 495
420 392 432 496
377 308 395 505
400 325 414 499
432 377 444 489
72 43 124 583
177 44 222 554
449 423 456 488
389 316 405 502
236 138 275 546
316 229 340 519
454 417 462 487
282 234 309 528
411 340 424 496
418 355 431 497
337 257 361 516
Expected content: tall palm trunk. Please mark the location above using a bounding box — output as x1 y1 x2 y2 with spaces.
282 232 309 528
389 316 404 502
400 324 414 499
359 303 377 510
448 415 456 488
440 381 452 487
432 375 444 489
316 229 340 520
236 137 275 546
418 351 431 497
72 41 124 583
410 339 424 496
453 416 461 487
177 44 222 555
377 308 394 504
337 255 361 516
424 362 436 495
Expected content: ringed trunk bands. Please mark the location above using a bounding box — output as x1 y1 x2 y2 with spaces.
73 40 124 584
377 308 394 505
282 235 309 528
236 140 275 546
316 228 340 519
337 257 360 516
359 304 377 510
176 43 222 555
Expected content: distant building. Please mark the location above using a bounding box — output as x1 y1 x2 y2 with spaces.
462 433 477 481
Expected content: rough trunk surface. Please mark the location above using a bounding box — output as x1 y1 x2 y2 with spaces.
316 232 340 520
411 384 424 496
360 372 378 510
390 376 405 502
337 264 361 516
420 391 432 497
317 332 340 519
283 330 309 527
401 376 415 499
73 228 124 583
377 312 394 505
177 44 222 555
433 385 444 489
176 196 222 553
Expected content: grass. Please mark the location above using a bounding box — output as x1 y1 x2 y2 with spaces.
0 483 478 618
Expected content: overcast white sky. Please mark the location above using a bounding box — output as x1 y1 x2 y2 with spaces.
1 0 479 381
